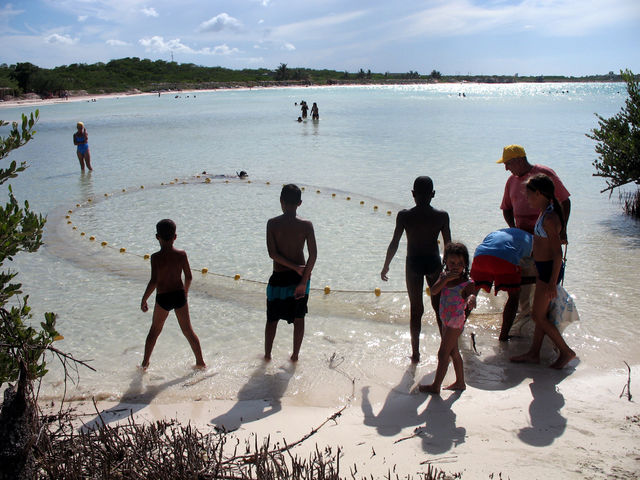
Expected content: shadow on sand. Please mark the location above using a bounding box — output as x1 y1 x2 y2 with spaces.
210 361 296 432
80 368 213 432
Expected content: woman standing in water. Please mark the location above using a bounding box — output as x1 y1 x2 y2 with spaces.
73 122 93 171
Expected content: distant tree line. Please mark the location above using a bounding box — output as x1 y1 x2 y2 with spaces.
0 58 632 98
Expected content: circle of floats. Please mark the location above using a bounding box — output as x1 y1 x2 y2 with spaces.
64 176 435 297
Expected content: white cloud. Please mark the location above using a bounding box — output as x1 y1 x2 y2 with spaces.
400 0 640 38
77 15 88 22
0 3 23 20
106 39 129 46
139 36 239 55
282 42 295 51
141 7 158 17
198 13 242 33
44 33 77 45
269 10 368 38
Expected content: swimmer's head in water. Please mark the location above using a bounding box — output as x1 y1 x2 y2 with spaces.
280 184 302 205
238 170 248 178
156 218 176 241
412 176 434 195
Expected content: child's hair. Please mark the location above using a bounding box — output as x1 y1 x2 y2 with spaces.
443 242 470 279
526 173 565 231
280 184 302 205
413 176 434 195
156 219 176 241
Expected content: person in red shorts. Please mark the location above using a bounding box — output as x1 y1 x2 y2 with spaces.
470 228 533 341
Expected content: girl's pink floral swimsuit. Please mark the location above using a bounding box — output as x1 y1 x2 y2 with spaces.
439 280 473 329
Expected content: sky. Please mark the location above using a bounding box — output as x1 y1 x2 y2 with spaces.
1 0 639 76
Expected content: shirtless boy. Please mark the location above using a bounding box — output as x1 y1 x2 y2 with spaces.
265 184 317 361
381 176 451 363
140 219 205 370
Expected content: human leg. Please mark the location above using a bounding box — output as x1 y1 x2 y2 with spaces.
446 341 466 391
500 289 520 341
405 269 424 363
142 304 169 368
175 303 205 368
419 327 463 394
76 151 85 170
84 150 93 171
291 317 304 362
264 320 278 360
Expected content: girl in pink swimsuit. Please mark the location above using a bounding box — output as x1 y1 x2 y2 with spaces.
420 242 476 394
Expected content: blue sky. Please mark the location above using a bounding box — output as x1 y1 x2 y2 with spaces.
1 0 639 75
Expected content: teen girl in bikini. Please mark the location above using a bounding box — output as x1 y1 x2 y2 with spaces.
510 173 576 369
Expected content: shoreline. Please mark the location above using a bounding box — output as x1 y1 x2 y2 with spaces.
0 79 624 111
52 363 639 479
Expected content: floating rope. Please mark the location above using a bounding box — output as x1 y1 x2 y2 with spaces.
64 175 420 297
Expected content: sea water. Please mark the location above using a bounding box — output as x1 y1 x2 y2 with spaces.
1 83 638 407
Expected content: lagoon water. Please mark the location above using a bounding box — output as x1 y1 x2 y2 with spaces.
2 83 639 406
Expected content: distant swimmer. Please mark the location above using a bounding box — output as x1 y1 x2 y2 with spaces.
311 102 319 120
238 170 248 178
301 101 309 119
297 116 303 122
73 122 92 172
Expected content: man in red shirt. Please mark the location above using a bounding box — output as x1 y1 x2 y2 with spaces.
499 144 571 239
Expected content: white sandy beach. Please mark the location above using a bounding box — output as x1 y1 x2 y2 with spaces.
58 360 639 479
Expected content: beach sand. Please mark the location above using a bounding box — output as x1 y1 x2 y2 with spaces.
57 362 639 479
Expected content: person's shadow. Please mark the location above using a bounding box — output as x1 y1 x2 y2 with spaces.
416 392 466 454
517 370 571 446
361 364 428 436
81 368 202 432
210 361 296 432
464 342 575 447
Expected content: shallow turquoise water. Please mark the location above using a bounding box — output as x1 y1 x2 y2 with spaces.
1 83 638 405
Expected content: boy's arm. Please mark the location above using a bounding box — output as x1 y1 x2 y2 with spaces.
182 251 192 295
141 256 158 312
381 213 405 281
266 220 305 275
294 222 317 298
441 212 452 246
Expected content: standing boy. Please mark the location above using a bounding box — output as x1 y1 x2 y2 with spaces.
381 176 451 363
265 184 317 362
140 219 205 370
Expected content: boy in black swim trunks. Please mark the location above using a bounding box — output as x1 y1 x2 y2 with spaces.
381 176 451 363
265 184 317 362
140 219 205 370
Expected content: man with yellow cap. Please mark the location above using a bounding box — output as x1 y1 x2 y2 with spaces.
498 144 570 237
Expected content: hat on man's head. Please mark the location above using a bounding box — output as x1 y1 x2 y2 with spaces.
497 144 526 164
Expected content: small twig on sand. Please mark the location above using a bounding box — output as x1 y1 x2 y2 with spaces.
619 361 632 401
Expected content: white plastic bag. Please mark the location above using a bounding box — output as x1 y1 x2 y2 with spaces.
548 284 579 331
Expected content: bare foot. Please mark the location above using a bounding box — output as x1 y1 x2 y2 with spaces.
445 381 466 391
139 364 149 371
290 354 299 362
194 363 206 370
550 350 576 369
411 353 420 364
264 354 272 362
418 384 440 395
510 352 540 364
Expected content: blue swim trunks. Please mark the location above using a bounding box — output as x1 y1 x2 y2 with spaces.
266 270 310 324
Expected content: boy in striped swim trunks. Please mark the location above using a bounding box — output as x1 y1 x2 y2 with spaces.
265 184 317 361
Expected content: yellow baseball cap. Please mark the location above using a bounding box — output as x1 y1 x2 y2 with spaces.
497 144 526 164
